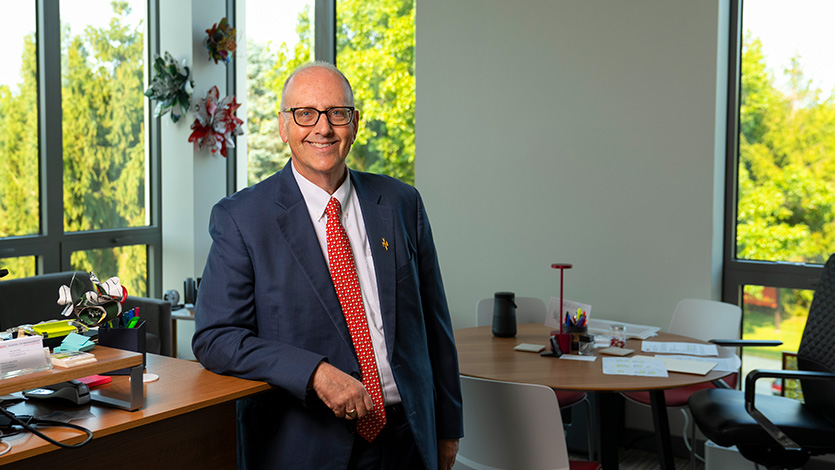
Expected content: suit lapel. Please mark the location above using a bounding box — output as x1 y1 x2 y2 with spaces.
272 163 354 349
353 173 397 359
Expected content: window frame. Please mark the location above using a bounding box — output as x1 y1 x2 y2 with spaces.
0 0 162 297
722 0 826 310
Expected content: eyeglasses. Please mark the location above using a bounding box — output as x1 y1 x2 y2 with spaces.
283 107 355 127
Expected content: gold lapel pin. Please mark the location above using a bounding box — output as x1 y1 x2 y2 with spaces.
382 238 389 251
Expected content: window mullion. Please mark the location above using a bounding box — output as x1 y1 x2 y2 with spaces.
315 0 336 64
37 0 63 273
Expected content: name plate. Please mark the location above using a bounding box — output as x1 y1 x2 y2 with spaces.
0 336 52 379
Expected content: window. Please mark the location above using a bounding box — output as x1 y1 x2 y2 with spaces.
337 0 416 184
245 0 314 184
724 0 835 392
0 1 161 295
244 0 416 185
0 3 38 278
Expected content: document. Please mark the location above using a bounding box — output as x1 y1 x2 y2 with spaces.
602 356 669 377
546 297 592 329
559 355 597 362
658 357 717 375
0 336 51 378
587 318 661 340
655 354 741 372
641 341 719 356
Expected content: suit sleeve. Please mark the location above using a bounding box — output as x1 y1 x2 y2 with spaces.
191 202 325 401
415 191 464 439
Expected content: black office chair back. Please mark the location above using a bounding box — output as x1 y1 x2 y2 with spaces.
797 253 835 416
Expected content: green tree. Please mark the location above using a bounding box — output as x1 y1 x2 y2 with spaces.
246 40 293 183
62 1 147 295
737 32 835 334
246 7 313 184
337 0 416 184
0 1 147 292
737 33 835 266
0 33 39 278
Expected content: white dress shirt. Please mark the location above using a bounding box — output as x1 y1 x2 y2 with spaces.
292 164 401 405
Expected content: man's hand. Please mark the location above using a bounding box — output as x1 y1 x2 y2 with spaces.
310 362 373 419
438 439 459 470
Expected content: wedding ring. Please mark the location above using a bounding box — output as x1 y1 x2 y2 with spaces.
347 409 358 419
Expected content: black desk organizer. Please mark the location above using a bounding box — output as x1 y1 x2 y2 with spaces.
98 321 146 375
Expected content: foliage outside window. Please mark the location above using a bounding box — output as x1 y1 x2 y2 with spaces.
731 1 835 393
60 1 149 293
245 0 416 186
737 34 835 266
0 1 152 294
246 0 313 184
0 4 38 278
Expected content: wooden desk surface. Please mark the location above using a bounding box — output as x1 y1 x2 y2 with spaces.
1 353 272 464
454 323 732 392
0 346 141 397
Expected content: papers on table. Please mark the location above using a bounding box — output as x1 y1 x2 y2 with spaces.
0 335 52 379
513 343 546 353
587 318 661 340
602 357 668 377
656 354 741 372
641 341 719 356
559 354 597 362
658 357 716 375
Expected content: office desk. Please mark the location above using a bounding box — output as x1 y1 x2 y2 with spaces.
454 324 732 470
0 353 272 469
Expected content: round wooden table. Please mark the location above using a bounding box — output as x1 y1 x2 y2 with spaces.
454 323 733 469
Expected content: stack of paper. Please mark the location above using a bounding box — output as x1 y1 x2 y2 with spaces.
587 318 661 340
50 350 97 368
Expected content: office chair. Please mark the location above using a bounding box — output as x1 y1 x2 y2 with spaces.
476 297 594 461
454 376 600 470
621 299 741 463
688 253 835 470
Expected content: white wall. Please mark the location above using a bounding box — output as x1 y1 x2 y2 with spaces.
160 0 730 351
415 0 729 330
160 0 230 358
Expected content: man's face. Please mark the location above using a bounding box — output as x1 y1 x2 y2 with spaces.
279 67 359 189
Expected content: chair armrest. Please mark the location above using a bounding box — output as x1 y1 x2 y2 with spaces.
709 339 783 347
743 369 835 451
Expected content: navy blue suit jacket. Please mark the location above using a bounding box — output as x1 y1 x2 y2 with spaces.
192 161 463 469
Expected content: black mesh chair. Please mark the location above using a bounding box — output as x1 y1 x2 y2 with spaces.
688 253 835 470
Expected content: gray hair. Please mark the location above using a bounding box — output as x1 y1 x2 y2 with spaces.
280 61 354 110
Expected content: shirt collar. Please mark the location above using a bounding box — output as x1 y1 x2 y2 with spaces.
291 162 353 222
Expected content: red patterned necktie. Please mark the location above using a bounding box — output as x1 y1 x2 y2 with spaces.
326 197 387 441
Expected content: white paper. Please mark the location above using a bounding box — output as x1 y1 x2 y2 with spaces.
559 354 597 362
514 343 545 353
656 354 741 372
545 297 591 329
0 336 51 378
658 357 717 375
641 341 719 356
587 318 661 340
602 356 669 377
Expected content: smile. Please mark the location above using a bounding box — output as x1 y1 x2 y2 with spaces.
307 142 334 148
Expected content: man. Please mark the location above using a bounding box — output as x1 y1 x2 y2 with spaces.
192 62 463 469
